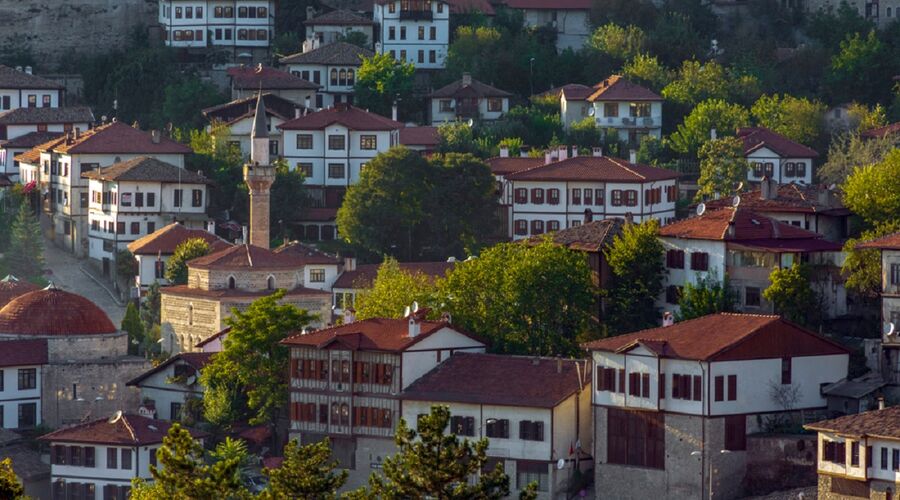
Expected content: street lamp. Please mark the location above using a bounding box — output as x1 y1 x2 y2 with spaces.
691 449 731 499
529 58 536 97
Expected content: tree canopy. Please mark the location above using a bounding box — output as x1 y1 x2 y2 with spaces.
763 263 823 328
676 272 736 321
667 99 750 156
354 54 416 118
696 136 748 201
818 132 895 185
355 258 439 320
0 458 24 499
261 438 348 499
7 202 44 280
604 220 666 335
165 238 211 285
842 149 900 227
750 94 826 146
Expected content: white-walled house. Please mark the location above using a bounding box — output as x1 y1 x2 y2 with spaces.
331 259 453 315
273 241 344 292
737 127 818 185
127 223 232 289
587 75 662 146
227 65 320 105
373 0 451 70
0 107 93 179
277 104 401 239
429 73 512 125
584 313 850 500
805 405 900 499
280 42 375 109
0 65 64 112
553 83 593 130
40 412 206 499
401 353 592 499
2 132 60 182
858 233 900 385
281 310 487 489
0 339 46 430
502 0 590 51
495 147 679 240
126 352 213 421
202 93 302 160
159 0 275 52
304 9 375 48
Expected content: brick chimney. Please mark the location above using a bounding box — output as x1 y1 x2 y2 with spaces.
592 147 603 157
462 72 472 87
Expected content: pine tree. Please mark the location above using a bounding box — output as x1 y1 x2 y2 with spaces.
140 281 162 329
7 202 44 279
121 302 145 356
261 438 347 499
0 458 24 499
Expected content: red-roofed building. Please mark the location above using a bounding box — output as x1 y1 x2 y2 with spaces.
127 222 232 288
500 0 591 50
161 0 275 58
227 65 319 106
737 127 818 185
0 338 47 430
857 232 900 378
373 0 453 69
584 312 850 500
280 41 375 109
398 125 439 154
861 121 900 140
303 9 375 49
658 206 847 317
585 75 663 145
429 73 512 125
488 146 678 240
330 258 454 315
126 352 214 421
202 93 303 160
281 309 486 488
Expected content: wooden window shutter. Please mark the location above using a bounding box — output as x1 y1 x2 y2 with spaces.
672 374 680 399
519 421 528 440
536 421 544 441
659 373 665 399
50 445 57 464
641 373 650 398
369 407 376 427
693 375 702 401
727 374 737 401
618 369 625 393
714 376 724 401
291 358 299 379
290 402 297 420
353 407 361 426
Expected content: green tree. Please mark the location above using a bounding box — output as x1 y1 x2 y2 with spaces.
661 60 731 107
842 149 900 227
807 2 873 52
763 263 821 327
847 102 888 132
271 159 307 243
750 94 826 145
141 281 162 328
676 273 736 321
668 99 750 156
356 258 440 319
696 137 749 201
567 117 601 148
361 405 510 499
437 121 482 155
209 438 253 486
131 423 248 499
7 202 44 279
201 290 315 429
588 23 646 61
338 31 369 48
604 220 666 335
354 53 416 117
116 249 138 286
438 240 596 355
826 30 889 105
261 438 348 499
818 132 895 184
122 302 145 356
0 458 24 499
160 76 227 130
165 238 211 285
622 54 672 92
842 224 900 298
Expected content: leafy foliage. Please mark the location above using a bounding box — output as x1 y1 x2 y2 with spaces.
763 263 822 327
696 137 748 201
122 303 145 356
0 458 24 499
667 99 750 156
116 249 138 285
7 202 44 280
567 117 602 148
164 238 211 285
354 54 416 118
750 94 826 145
826 30 892 105
676 273 736 320
807 2 873 52
355 258 439 320
604 220 666 335
589 24 646 61
818 132 895 184
161 76 227 130
261 438 348 499
842 149 900 227
271 159 308 243
622 54 672 93
842 223 900 297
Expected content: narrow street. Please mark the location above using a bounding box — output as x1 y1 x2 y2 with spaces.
41 239 126 326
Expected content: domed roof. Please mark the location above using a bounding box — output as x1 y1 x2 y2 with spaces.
0 275 39 309
0 284 117 336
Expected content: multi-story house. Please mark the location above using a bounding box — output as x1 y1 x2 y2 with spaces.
805 404 900 499
805 0 900 28
587 75 662 145
429 74 512 125
281 309 487 488
83 157 212 276
737 127 818 185
202 93 302 159
401 353 592 499
227 65 320 106
658 205 846 317
501 0 590 51
158 0 274 56
399 125 439 154
280 42 375 108
373 0 450 70
0 107 93 179
40 412 206 499
15 122 192 258
858 232 900 384
584 312 850 500
331 259 453 315
128 223 232 289
0 339 46 429
556 83 594 130
278 103 401 239
304 9 375 48
126 352 213 421
487 148 544 237
2 132 61 183
494 147 679 240
0 65 64 112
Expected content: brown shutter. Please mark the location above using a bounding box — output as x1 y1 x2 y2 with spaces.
641 373 650 398
714 376 724 401
672 374 680 399
51 445 57 464
618 369 625 393
290 358 298 379
728 375 737 401
693 375 702 401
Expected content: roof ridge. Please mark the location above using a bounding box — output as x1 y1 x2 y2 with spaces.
606 156 647 180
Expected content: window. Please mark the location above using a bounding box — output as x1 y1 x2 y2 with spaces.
327 163 345 179
781 358 792 385
745 287 761 307
665 285 682 305
519 420 545 441
571 188 581 205
17 368 36 390
603 103 618 117
121 449 132 470
883 447 889 470
531 188 544 204
267 276 276 290
851 442 860 467
310 269 326 283
714 375 724 401
596 367 617 391
823 440 847 464
328 135 345 150
531 220 544 235
185 6 193 17
666 249 685 269
724 415 746 451
487 98 503 112
437 2 443 12
485 418 509 438
514 220 527 236
430 26 437 39
765 163 774 178
238 6 247 17
672 374 693 400
583 188 593 205
400 50 407 61
400 26 406 39
173 189 183 208
360 135 377 150
517 462 548 492
17 402 36 427
595 189 605 206
514 188 527 204
106 447 118 469
191 189 203 207
630 102 651 117
42 95 51 107
547 220 560 232
130 222 140 235
418 26 425 39
147 222 155 233
27 95 36 108
785 162 796 177
547 188 559 205
796 162 806 178
297 163 313 177
607 408 665 469
451 416 475 436
440 99 454 112
891 263 900 285
154 260 165 279
388 26 396 40
727 374 737 401
389 2 396 12
117 222 125 235
690 252 709 271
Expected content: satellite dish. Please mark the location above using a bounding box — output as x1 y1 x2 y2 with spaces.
732 195 741 207
109 410 123 423
403 306 411 318
696 203 706 216
466 118 474 127
587 107 595 117
412 301 419 313
884 322 896 339
557 458 566 470
736 181 744 192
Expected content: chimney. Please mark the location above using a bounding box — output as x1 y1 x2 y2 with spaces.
727 221 736 238
519 146 529 158
462 72 472 87
392 102 398 122
150 130 161 144
662 311 674 327
499 145 509 158
343 308 356 324
628 149 637 164
74 127 81 139
760 176 771 200
14 66 22 72
295 107 302 119
343 256 357 271
408 315 421 338
592 146 603 157
304 95 311 110
241 225 248 244
440 311 452 323
878 396 886 410
206 220 216 234
24 66 32 75
557 145 568 161
544 150 552 165
710 128 717 140
306 5 316 19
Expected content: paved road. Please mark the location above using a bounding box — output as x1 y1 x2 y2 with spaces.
42 240 126 326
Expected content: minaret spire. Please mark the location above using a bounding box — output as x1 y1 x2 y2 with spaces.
243 91 275 249
250 92 270 166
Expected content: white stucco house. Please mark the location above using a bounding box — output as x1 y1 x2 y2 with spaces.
501 0 590 51
280 42 375 109
737 127 818 185
429 73 512 125
0 107 93 180
127 222 232 289
158 0 274 55
0 65 64 112
304 9 375 48
0 339 46 429
227 65 320 105
587 75 662 146
202 93 302 159
858 232 900 385
126 352 213 421
373 0 451 69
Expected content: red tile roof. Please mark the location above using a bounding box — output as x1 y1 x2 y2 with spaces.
273 241 342 265
0 276 39 309
502 0 590 9
860 122 900 139
0 285 117 336
485 156 544 176
587 75 660 102
304 9 374 25
0 65 64 90
332 261 453 289
704 184 848 215
430 77 513 98
82 157 210 184
857 232 900 251
805 406 900 440
659 207 832 243
537 83 593 100
279 42 374 66
203 93 300 124
39 413 206 446
402 353 588 407
737 127 819 158
49 122 192 155
162 284 330 300
505 155 679 182
278 104 402 131
126 352 214 387
282 315 483 352
526 218 624 253
399 126 440 147
0 106 93 126
188 244 308 271
583 313 850 361
195 327 230 348
0 339 47 367
127 223 232 256
227 65 320 91
1 131 63 149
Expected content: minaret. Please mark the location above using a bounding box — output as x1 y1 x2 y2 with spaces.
243 93 276 249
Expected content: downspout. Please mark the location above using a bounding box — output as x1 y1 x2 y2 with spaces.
700 360 708 500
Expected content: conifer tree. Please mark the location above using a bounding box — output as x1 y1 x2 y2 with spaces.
261 438 347 499
7 202 44 279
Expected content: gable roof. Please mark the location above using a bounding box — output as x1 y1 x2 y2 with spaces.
0 65 64 90
583 313 850 362
737 127 819 158
587 75 660 102
278 104 402 131
280 41 375 66
46 122 192 155
1 131 63 149
13 133 67 164
127 223 232 256
202 93 300 124
0 106 93 126
505 155 679 182
81 157 209 184
485 156 545 176
527 218 624 252
805 406 900 440
187 244 307 271
431 77 513 99
0 339 47 367
861 122 900 139
39 413 206 446
227 65 320 91
273 241 342 265
304 9 374 25
703 184 848 216
195 327 230 349
333 261 454 289
126 352 214 387
401 353 588 408
281 315 484 352
399 126 439 147
857 232 900 251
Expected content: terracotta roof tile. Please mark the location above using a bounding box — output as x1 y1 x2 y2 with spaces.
805 406 900 439
857 232 900 251
0 339 47 367
658 207 832 243
401 353 588 407
127 223 232 256
704 184 847 215
737 127 819 158
82 157 210 184
14 134 67 164
431 77 512 98
399 126 439 146
0 106 93 125
51 122 192 155
279 41 374 66
203 93 300 123
485 156 544 176
282 315 482 352
861 122 900 139
0 65 64 90
332 261 453 289
505 155 679 182
188 244 309 270
502 0 590 9
0 276 39 309
582 313 849 361
195 327 230 348
39 413 206 446
1 131 63 149
526 218 624 252
587 75 660 102
278 104 401 131
0 285 117 336
273 241 342 265
227 65 319 90
162 285 330 300
304 9 374 25
126 352 214 386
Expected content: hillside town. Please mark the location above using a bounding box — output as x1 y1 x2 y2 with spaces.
0 0 899 498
